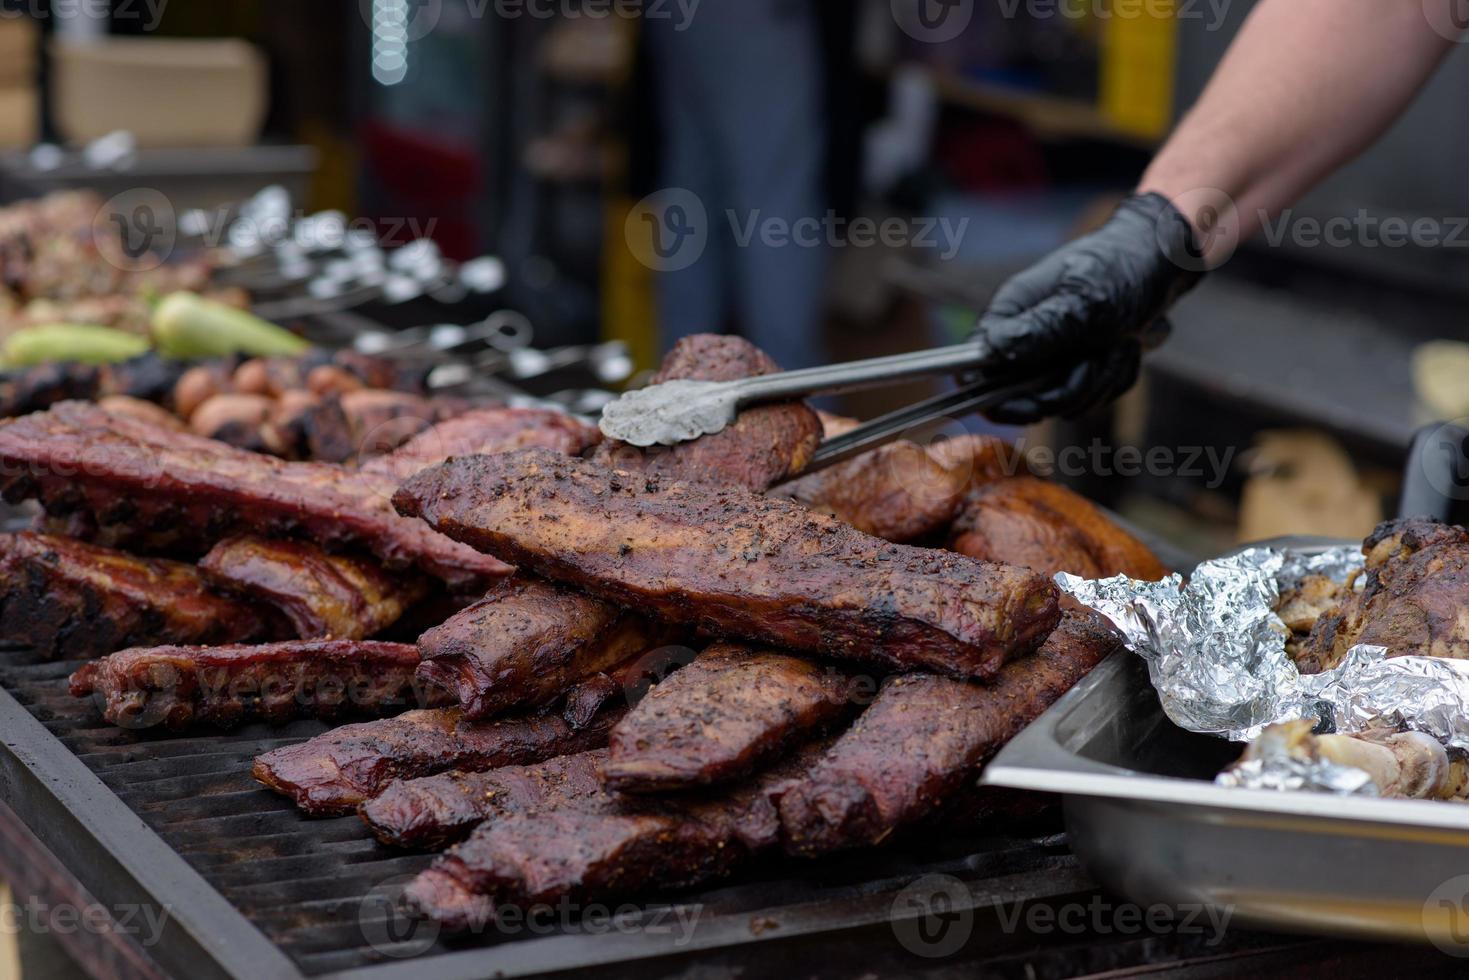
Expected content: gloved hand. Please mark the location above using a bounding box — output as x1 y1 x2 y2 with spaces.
975 192 1205 424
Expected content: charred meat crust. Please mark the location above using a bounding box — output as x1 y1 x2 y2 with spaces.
361 406 602 482
0 531 279 659
395 448 1061 681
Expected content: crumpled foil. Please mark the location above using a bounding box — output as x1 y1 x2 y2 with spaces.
1059 545 1469 794
1215 749 1378 796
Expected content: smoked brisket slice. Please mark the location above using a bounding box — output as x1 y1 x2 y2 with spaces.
776 612 1121 855
602 643 853 793
199 536 428 640
395 448 1060 680
252 699 625 816
360 750 608 850
404 744 824 931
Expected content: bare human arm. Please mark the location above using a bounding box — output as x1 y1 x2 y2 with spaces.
976 0 1463 422
1141 0 1461 261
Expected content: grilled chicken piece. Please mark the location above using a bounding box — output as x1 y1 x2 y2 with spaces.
776 434 1023 544
198 536 428 640
777 611 1120 855
69 639 442 731
397 448 1060 681
602 644 852 793
0 401 510 589
407 334 823 719
252 700 624 816
947 477 1167 581
1295 518 1469 672
416 578 674 720
360 407 602 482
405 744 825 931
0 531 279 660
361 750 609 849
589 334 822 489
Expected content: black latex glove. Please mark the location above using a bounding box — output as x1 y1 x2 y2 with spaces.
976 192 1204 424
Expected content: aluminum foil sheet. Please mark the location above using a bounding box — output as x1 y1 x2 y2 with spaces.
1059 545 1469 794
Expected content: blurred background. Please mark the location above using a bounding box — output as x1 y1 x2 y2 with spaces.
2 0 1467 581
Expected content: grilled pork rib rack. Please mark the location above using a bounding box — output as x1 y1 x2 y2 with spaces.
0 332 1165 942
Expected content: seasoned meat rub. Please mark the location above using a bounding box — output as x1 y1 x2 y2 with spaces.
396 449 1061 680
199 536 427 640
69 639 439 731
0 531 278 659
252 700 624 816
0 401 510 589
361 750 608 849
777 612 1121 855
602 643 852 793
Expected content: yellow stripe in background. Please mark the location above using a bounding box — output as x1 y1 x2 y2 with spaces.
1100 0 1180 140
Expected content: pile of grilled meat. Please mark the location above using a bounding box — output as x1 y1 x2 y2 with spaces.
0 334 1168 932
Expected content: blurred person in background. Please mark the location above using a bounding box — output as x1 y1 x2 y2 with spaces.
970 0 1462 424
643 0 848 370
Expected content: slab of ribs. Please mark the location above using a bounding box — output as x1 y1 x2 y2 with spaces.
395 447 1061 681
0 329 1162 935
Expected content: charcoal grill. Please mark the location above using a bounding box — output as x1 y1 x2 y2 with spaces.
1 520 1456 979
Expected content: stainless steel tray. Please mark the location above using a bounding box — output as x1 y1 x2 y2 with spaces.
983 539 1469 950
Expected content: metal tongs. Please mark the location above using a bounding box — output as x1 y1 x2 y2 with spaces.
599 341 1038 474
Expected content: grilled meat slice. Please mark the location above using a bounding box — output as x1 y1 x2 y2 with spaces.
361 750 608 849
590 335 822 490
0 531 279 660
777 611 1121 855
396 449 1061 680
602 644 852 793
1295 518 1469 672
69 639 440 731
361 407 602 482
405 745 822 930
408 335 818 719
252 700 624 816
417 578 671 720
947 477 1167 581
773 437 1012 543
199 536 428 640
0 401 510 589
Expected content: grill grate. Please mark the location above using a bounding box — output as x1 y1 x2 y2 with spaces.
0 650 1429 979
